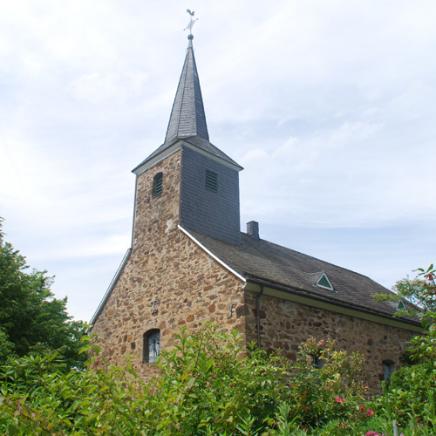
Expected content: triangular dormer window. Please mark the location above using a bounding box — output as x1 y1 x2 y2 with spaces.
316 273 334 291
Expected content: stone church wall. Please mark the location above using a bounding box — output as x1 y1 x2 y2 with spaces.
244 291 415 392
91 150 245 376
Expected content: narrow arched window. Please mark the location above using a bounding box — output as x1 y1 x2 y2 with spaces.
313 355 324 369
143 329 160 363
152 172 163 198
383 360 395 381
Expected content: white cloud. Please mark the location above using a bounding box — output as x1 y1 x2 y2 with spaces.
70 71 149 103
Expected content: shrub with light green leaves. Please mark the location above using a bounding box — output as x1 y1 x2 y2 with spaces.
283 337 367 429
0 326 368 434
0 324 434 435
139 324 290 434
373 329 436 429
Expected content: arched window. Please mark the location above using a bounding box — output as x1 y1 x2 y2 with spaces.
152 172 163 198
143 329 160 363
383 360 395 381
313 355 324 369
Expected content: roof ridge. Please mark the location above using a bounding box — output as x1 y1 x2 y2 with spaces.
172 51 189 140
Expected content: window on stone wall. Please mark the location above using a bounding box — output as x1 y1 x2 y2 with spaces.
143 329 160 363
382 360 395 381
313 355 324 369
152 172 163 197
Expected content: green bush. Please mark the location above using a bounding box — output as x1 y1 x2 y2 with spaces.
0 324 434 434
139 324 291 434
0 328 13 362
285 337 367 428
0 353 150 434
370 328 436 429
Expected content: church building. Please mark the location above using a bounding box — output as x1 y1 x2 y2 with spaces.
90 32 420 391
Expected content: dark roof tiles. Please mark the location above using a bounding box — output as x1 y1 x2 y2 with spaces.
191 230 417 322
165 39 209 143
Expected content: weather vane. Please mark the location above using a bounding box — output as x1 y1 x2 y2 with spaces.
184 9 198 36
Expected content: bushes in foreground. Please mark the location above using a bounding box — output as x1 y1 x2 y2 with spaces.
0 324 434 435
374 329 436 430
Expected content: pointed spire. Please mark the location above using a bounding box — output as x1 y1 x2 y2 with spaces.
164 34 209 143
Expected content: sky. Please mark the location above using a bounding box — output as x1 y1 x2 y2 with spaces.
0 0 435 322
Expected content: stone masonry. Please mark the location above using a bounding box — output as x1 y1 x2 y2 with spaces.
91 150 245 375
244 291 415 392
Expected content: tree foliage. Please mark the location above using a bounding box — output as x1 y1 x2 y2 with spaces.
372 264 436 431
0 325 380 435
0 223 87 367
376 264 436 328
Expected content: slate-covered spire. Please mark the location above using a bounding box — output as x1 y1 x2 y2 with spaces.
164 34 209 143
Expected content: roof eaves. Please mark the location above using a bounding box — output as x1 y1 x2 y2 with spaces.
245 273 421 328
132 141 182 175
183 137 243 170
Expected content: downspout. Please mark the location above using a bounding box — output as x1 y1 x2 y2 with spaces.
255 285 264 347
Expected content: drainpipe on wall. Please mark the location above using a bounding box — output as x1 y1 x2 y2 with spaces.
255 286 264 347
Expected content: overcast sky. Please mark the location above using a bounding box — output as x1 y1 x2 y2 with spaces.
1 0 435 322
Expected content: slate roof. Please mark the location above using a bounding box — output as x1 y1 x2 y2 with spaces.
190 230 419 325
165 36 209 143
132 136 242 173
132 37 242 174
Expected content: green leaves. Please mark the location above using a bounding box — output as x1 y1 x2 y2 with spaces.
0 324 434 434
0 236 88 368
375 360 436 428
374 264 436 330
147 324 288 434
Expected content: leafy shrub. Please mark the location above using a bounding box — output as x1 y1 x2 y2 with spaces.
375 363 435 428
0 328 13 362
0 324 434 434
140 324 289 434
370 326 436 429
285 337 367 429
0 353 150 434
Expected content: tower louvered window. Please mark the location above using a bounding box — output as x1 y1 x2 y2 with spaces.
152 172 163 197
205 169 218 192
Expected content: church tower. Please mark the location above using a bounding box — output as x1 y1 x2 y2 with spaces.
131 33 242 248
91 31 247 370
